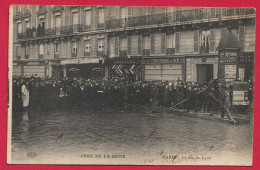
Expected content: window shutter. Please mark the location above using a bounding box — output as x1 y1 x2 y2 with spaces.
210 29 215 53
128 7 132 17
175 32 180 53
161 33 166 54
194 30 199 53
151 34 155 54
115 37 119 56
127 36 132 55
138 35 142 55
239 26 245 51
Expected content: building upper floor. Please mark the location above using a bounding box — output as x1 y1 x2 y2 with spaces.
13 5 255 42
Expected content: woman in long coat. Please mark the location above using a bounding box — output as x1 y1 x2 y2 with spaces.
21 81 30 111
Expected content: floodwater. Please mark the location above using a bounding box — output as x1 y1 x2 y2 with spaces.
10 108 253 165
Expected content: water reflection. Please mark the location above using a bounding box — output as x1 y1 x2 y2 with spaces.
11 109 253 164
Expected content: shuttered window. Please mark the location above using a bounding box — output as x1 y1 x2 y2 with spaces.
127 36 132 55
17 22 22 34
150 34 155 54
120 37 127 51
161 33 166 54
72 12 78 25
166 33 175 48
17 46 21 59
194 30 199 53
239 26 245 51
143 36 150 49
85 10 91 26
39 44 44 55
115 37 119 56
55 15 61 28
210 29 215 53
138 35 142 55
127 36 142 56
175 32 180 53
128 7 133 17
98 8 105 24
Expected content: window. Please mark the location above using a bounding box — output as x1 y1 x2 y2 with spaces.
194 30 199 53
25 46 30 59
97 39 104 54
209 29 216 53
85 10 91 26
239 26 245 51
54 43 60 54
115 37 119 56
119 37 127 51
201 30 210 53
120 7 126 19
175 32 180 53
150 33 166 55
72 12 78 25
84 40 91 56
72 41 77 57
55 15 61 28
127 35 142 55
16 46 21 59
98 8 104 24
128 7 133 17
166 34 175 54
25 20 30 28
17 22 22 34
39 44 44 55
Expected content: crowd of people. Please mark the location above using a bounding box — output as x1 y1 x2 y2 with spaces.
12 75 253 119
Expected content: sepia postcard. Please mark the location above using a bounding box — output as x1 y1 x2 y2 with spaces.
8 5 255 165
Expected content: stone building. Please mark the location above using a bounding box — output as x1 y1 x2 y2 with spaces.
12 6 255 82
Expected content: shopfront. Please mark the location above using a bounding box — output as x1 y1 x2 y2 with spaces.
109 58 142 81
142 57 185 81
13 61 46 78
60 58 103 79
185 55 218 83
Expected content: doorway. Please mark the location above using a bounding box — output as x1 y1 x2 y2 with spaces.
197 64 213 83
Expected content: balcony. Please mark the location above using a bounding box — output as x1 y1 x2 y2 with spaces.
106 8 255 29
97 23 105 29
143 49 150 56
166 48 175 55
84 52 90 56
17 24 83 40
71 53 77 57
97 51 105 56
82 25 92 31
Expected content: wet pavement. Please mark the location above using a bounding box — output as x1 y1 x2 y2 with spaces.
11 107 253 165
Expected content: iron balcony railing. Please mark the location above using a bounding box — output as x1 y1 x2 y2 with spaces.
17 24 84 40
106 8 255 29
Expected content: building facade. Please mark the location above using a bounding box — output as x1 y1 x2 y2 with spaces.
12 6 255 82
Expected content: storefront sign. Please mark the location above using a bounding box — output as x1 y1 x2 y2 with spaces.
61 60 79 65
27 62 40 65
113 59 140 65
239 54 254 62
80 58 100 64
225 65 237 79
142 57 184 64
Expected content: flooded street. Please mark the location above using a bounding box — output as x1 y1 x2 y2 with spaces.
11 108 253 165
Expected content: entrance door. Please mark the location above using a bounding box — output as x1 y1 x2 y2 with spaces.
197 64 213 83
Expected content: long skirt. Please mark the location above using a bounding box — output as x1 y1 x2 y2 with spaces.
22 94 29 107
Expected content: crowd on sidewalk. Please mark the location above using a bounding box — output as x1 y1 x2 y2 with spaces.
12 75 253 119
